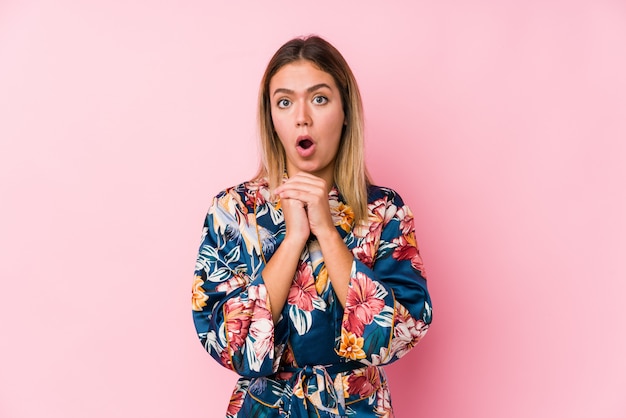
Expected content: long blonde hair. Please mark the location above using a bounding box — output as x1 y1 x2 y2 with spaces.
255 35 371 224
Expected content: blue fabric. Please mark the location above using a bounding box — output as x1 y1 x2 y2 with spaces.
192 179 432 417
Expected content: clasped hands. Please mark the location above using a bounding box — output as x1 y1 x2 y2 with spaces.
273 172 336 246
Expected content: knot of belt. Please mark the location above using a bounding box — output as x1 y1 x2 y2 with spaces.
278 362 361 417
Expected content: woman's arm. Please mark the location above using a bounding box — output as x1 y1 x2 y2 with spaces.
261 195 309 323
335 189 432 365
192 187 289 377
274 172 353 307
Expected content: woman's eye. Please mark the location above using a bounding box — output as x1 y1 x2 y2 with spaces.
277 99 291 108
313 96 328 105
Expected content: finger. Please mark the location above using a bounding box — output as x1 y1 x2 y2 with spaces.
275 173 327 193
275 183 326 201
276 189 311 204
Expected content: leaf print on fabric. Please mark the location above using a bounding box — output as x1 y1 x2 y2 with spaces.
337 329 366 360
288 262 317 312
192 275 209 311
372 306 394 328
343 272 386 336
257 225 277 256
210 191 262 259
289 304 313 335
215 272 250 295
366 346 391 366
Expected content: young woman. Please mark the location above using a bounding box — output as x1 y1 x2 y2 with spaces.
192 35 432 417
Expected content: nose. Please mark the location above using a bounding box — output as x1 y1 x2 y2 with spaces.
295 103 312 127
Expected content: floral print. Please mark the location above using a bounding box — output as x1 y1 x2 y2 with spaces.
192 275 209 312
193 178 432 417
337 329 366 360
343 272 386 336
288 263 317 312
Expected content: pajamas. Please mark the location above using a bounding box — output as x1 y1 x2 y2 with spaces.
192 178 432 417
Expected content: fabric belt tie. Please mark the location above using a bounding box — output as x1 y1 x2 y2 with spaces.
278 362 362 417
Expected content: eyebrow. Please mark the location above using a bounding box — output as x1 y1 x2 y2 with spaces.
272 83 333 97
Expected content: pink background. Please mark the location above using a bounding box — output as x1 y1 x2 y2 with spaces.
1 1 625 417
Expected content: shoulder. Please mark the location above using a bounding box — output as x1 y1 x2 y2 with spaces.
366 184 407 207
209 179 269 220
211 178 270 210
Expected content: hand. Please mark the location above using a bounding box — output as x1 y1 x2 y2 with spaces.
279 191 310 246
274 173 335 239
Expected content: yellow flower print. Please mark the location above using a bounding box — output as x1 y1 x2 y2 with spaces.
337 329 366 360
334 373 350 399
405 231 417 247
293 378 305 399
315 266 329 294
192 275 209 311
331 202 355 233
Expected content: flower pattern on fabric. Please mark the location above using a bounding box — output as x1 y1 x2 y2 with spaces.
192 179 432 417
390 303 430 360
337 329 366 360
288 263 317 312
192 275 208 312
343 272 386 336
347 365 380 398
330 198 355 233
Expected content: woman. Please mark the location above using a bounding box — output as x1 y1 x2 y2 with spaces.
192 35 432 417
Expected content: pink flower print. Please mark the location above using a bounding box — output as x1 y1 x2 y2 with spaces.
374 383 394 418
352 236 378 269
392 233 426 275
390 304 429 359
220 345 234 369
223 299 252 351
395 205 415 235
248 284 271 313
347 366 380 398
356 197 399 239
244 179 266 207
343 272 386 336
249 316 273 361
248 286 274 361
226 389 244 417
288 262 317 312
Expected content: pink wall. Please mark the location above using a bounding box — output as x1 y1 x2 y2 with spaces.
1 1 625 417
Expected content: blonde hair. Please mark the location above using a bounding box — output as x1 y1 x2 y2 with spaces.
255 35 371 224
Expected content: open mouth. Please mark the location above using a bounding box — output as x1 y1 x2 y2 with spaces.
298 138 313 149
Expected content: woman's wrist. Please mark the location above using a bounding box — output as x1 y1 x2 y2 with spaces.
282 233 308 250
313 224 341 244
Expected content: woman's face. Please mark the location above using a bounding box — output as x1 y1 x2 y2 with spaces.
269 60 345 185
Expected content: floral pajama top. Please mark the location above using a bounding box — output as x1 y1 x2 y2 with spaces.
192 178 432 417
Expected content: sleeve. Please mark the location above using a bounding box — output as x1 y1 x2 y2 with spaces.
192 190 289 378
335 191 432 365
